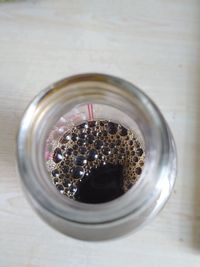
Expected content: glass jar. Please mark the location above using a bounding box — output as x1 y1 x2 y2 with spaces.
17 73 177 240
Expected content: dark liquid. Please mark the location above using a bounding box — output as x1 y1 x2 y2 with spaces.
76 163 124 203
47 120 144 204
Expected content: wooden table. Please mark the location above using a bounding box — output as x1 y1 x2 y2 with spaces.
0 0 200 266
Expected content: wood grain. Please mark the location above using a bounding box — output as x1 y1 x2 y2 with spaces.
0 0 200 266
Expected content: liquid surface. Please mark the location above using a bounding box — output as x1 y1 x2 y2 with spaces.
46 120 145 203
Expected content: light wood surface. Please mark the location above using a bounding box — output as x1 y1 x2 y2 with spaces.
0 0 200 266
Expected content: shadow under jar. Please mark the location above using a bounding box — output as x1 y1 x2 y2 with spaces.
17 73 177 241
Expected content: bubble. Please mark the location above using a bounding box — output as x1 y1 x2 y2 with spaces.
53 148 63 163
61 165 69 174
135 167 142 175
102 147 111 156
135 140 140 148
113 148 118 154
77 139 85 146
53 178 59 184
65 159 70 165
116 139 121 146
92 131 98 137
107 122 118 135
109 143 115 149
77 122 88 129
86 128 91 134
63 178 70 187
129 140 133 145
71 133 78 142
56 184 64 192
98 154 104 160
127 182 133 190
97 131 102 137
60 132 71 144
102 130 108 137
59 174 66 179
75 156 87 166
139 160 144 166
79 146 87 154
87 134 95 144
133 156 139 162
118 154 124 160
73 150 78 156
119 126 128 136
120 147 125 154
73 144 78 150
88 121 96 127
136 148 143 156
69 184 77 194
71 166 85 179
78 132 86 139
65 148 73 156
63 189 69 195
52 169 59 177
131 151 135 156
87 149 98 161
94 140 103 149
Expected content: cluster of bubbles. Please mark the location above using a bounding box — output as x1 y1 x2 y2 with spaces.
46 120 145 200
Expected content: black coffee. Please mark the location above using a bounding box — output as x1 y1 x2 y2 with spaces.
47 120 145 204
76 163 124 203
